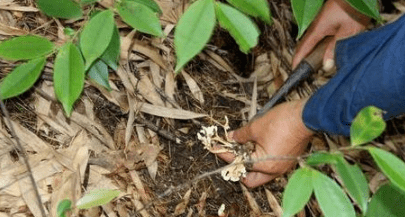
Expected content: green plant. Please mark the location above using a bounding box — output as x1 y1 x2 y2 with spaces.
173 0 381 72
0 0 164 116
173 0 270 73
0 0 382 115
57 189 121 217
282 106 405 217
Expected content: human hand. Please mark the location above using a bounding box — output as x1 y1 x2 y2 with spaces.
216 99 314 188
292 0 371 70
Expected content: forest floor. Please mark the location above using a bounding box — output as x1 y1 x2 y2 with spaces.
0 0 405 216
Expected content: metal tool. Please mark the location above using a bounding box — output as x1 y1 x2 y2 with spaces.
252 37 331 120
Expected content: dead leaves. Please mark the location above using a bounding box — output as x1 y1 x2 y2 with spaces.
137 102 207 119
0 0 375 216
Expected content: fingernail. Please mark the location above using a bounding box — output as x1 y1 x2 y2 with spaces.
322 59 335 72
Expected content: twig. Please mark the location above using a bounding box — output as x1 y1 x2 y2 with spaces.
0 100 47 217
134 117 185 144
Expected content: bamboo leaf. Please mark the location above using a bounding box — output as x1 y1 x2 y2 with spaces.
53 43 85 116
174 0 216 73
368 147 405 192
226 0 272 24
0 57 46 99
76 189 120 209
100 25 120 71
344 0 381 22
351 106 386 146
0 35 54 61
291 0 323 39
366 184 405 217
37 0 82 19
88 60 111 90
306 152 341 166
313 170 356 217
80 10 115 70
81 0 99 4
63 28 75 36
117 1 163 37
215 2 260 54
335 157 369 213
127 0 162 14
282 168 313 217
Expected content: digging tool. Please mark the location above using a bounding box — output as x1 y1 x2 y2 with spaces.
252 37 331 120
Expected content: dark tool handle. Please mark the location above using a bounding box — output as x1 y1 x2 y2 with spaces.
253 37 331 120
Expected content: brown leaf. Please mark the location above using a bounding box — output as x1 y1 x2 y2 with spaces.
265 188 283 217
133 40 167 69
181 70 204 104
0 22 27 36
241 184 262 216
133 69 165 106
135 102 207 120
196 191 207 216
174 189 192 216
70 112 115 150
18 177 48 217
129 170 150 203
50 171 81 217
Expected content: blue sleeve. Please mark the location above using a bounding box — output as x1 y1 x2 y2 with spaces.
302 14 405 136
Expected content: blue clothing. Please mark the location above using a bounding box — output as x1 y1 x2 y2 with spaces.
302 14 405 136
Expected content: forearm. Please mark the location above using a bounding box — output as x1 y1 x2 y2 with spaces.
302 14 405 136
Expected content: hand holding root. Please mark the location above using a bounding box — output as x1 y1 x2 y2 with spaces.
197 118 253 182
214 99 314 188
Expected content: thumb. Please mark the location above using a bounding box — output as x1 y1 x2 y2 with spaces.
292 34 323 69
322 37 336 72
229 125 254 144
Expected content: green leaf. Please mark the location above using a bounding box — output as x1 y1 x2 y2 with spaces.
80 10 115 70
226 0 272 24
335 157 369 213
0 57 46 99
366 184 405 217
306 152 341 166
350 106 386 146
174 0 216 73
215 2 260 54
291 0 323 39
81 0 99 4
117 1 163 37
36 0 82 19
57 199 72 217
0 35 54 61
100 25 120 71
127 0 163 14
53 43 85 117
368 147 405 192
313 170 356 217
88 60 111 90
63 28 75 36
76 189 120 209
344 0 381 22
282 168 313 217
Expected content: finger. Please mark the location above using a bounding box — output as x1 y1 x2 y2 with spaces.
214 150 236 163
292 31 324 69
322 37 337 71
229 127 254 144
323 36 336 64
241 172 277 188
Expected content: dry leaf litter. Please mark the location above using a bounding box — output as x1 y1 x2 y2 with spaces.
0 0 403 216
